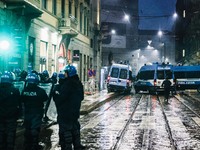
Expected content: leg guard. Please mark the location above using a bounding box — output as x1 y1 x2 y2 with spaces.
61 131 73 150
72 121 84 150
6 119 17 150
24 130 32 150
31 128 40 149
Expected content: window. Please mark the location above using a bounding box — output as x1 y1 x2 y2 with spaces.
52 44 56 69
69 0 72 15
52 45 56 60
119 69 127 79
157 70 165 79
139 71 154 80
52 0 57 15
80 4 83 32
165 70 172 78
61 0 65 18
75 6 78 18
42 0 47 9
111 68 119 78
40 41 48 72
182 49 185 57
183 10 186 18
84 15 86 35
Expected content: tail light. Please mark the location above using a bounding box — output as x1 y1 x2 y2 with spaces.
107 76 110 82
127 79 130 86
154 79 157 86
173 78 176 86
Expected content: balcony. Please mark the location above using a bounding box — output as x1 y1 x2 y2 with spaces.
4 0 42 18
58 15 78 36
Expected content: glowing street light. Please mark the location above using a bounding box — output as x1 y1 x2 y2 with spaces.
173 12 178 19
0 40 10 50
124 14 130 21
158 30 163 37
111 29 116 34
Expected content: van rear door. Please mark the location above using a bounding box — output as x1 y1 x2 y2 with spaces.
118 68 128 87
109 67 128 87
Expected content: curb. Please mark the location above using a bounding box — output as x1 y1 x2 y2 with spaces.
80 93 118 115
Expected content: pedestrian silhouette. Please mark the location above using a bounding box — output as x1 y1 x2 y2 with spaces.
161 76 172 103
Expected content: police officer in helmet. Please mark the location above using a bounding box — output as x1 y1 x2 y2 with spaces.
21 73 48 150
0 71 21 150
54 65 85 150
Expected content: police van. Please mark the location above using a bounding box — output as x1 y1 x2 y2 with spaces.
134 62 174 93
107 63 133 93
173 65 200 93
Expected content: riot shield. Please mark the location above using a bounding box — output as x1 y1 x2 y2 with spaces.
13 81 25 94
38 83 53 97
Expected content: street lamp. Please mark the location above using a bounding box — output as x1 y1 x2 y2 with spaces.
173 12 178 19
124 14 130 22
111 29 116 34
158 30 163 37
158 30 166 63
0 40 10 50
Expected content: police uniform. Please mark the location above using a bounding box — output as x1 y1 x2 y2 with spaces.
54 65 85 150
21 73 48 150
162 78 172 102
0 71 21 150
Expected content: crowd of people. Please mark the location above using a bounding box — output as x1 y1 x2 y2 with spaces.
0 65 86 150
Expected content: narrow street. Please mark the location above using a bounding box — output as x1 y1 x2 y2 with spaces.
15 91 200 150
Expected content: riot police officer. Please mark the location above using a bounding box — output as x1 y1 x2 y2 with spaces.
40 70 51 83
21 73 48 150
0 71 21 150
54 65 85 150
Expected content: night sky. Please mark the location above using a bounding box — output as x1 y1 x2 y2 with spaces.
139 0 177 31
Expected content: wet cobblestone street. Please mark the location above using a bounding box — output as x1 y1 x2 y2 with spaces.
14 91 200 150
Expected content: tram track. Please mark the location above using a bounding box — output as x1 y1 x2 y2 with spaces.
79 93 143 149
80 94 135 129
114 94 178 150
157 95 177 150
157 92 200 149
174 92 200 119
80 92 200 150
111 95 143 150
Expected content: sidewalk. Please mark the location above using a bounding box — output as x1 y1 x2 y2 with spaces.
80 90 117 115
16 89 116 136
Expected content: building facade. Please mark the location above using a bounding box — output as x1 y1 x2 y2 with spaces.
101 0 139 71
0 0 101 83
175 0 200 65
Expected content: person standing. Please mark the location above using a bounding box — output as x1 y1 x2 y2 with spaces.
54 65 85 150
21 73 48 150
162 76 172 103
0 71 21 150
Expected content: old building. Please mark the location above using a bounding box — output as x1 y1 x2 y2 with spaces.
175 0 200 65
101 0 139 69
0 0 101 83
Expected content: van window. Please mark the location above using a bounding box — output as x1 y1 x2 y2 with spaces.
139 71 154 80
157 70 172 79
119 69 127 79
111 68 119 78
157 70 165 79
175 71 200 79
165 70 172 78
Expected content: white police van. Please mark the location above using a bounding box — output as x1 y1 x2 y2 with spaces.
107 63 133 93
